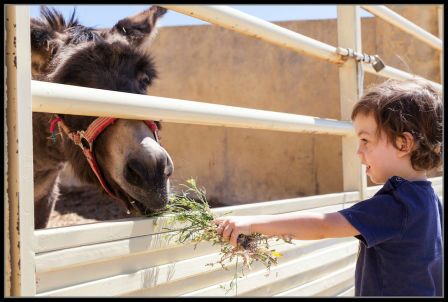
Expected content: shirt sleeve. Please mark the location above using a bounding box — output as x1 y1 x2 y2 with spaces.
338 194 406 248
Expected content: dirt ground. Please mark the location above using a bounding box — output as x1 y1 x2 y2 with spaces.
46 184 138 228
46 164 225 229
46 183 223 229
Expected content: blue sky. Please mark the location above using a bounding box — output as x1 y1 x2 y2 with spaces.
30 5 373 28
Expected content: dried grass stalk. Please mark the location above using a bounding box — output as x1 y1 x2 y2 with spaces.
147 178 293 294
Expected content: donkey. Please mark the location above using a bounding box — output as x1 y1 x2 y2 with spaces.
31 5 174 229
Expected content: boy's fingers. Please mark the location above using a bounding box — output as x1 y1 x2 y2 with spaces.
230 231 239 247
213 217 230 225
222 224 233 241
216 220 230 236
216 226 222 235
216 222 225 235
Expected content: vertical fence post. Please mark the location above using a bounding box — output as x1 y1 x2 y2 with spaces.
337 5 368 200
5 4 36 296
4 8 12 294
438 5 443 85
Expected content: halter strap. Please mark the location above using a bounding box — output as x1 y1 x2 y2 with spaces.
50 115 160 213
144 120 159 143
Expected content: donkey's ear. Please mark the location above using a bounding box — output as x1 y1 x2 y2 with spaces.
30 18 58 77
112 5 167 50
30 5 70 77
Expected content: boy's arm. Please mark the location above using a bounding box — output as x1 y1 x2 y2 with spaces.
252 212 360 240
214 212 360 247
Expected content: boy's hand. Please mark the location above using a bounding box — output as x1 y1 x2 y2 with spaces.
213 216 253 247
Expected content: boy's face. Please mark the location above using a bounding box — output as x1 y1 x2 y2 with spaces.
353 113 402 184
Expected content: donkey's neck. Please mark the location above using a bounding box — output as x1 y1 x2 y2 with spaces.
33 112 67 201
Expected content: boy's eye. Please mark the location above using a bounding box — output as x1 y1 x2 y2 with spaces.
360 138 368 144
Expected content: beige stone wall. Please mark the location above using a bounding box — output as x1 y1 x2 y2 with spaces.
146 5 441 206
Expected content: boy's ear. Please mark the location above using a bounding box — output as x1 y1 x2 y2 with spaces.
396 132 415 156
111 5 167 51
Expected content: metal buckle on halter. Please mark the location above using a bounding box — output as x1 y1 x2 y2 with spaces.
73 130 92 151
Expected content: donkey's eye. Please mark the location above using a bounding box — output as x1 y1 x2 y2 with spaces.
140 75 151 87
50 46 58 58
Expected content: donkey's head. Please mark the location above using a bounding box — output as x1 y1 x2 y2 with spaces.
31 6 173 214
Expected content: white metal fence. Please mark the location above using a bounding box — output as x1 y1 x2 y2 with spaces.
5 5 443 296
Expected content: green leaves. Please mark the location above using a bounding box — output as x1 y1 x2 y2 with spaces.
146 178 293 295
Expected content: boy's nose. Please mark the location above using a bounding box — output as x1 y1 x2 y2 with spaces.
356 145 364 157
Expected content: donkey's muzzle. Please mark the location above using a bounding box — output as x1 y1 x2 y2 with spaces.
122 144 174 212
124 152 173 188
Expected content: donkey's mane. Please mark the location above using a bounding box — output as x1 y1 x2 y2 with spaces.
39 6 102 45
40 6 79 31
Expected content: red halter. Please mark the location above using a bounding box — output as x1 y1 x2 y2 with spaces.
49 115 160 213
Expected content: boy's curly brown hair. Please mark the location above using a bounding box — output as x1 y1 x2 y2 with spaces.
351 78 443 171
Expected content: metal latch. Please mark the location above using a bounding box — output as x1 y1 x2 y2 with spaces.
371 55 385 72
336 47 386 72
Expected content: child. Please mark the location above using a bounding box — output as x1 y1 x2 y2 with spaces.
213 78 443 296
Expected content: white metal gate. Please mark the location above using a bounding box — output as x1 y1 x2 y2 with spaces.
5 5 443 296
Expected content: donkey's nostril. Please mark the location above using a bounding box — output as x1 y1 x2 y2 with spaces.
164 154 174 178
165 166 173 178
124 158 147 186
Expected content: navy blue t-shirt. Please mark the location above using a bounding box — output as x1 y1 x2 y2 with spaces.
338 176 443 296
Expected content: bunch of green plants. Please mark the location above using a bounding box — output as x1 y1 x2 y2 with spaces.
147 178 293 294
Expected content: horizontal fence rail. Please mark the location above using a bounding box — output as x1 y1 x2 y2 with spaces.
35 192 360 253
161 5 442 91
362 64 442 91
361 5 442 51
34 176 442 254
33 176 442 296
34 200 360 296
35 207 358 277
35 238 358 296
32 80 354 136
160 5 345 64
33 173 443 297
